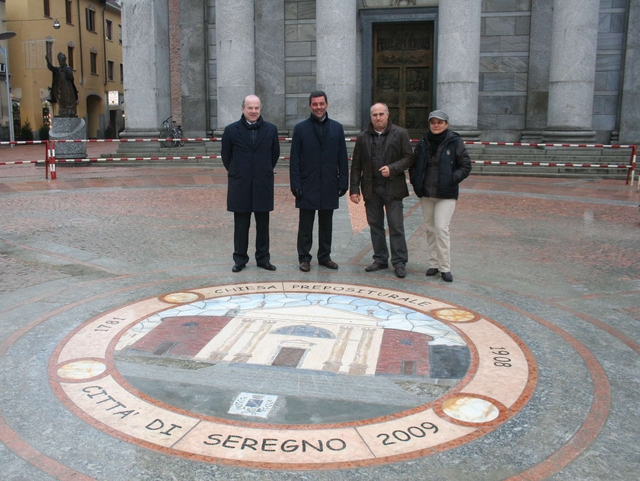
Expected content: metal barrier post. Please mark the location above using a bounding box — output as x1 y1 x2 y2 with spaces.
631 145 638 191
49 140 57 180
45 140 49 179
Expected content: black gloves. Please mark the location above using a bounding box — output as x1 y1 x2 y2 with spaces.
338 188 347 197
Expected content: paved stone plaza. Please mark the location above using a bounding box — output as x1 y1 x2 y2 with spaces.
0 149 639 480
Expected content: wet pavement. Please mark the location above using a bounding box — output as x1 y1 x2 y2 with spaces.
0 149 639 480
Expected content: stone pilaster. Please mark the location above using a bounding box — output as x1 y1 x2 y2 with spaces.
255 0 285 130
437 0 481 138
543 0 599 142
618 0 640 145
522 0 553 142
316 0 357 129
120 0 171 138
179 0 208 137
216 0 255 128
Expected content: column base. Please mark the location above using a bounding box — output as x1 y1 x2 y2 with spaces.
542 130 597 143
452 128 481 141
520 130 545 143
119 128 163 139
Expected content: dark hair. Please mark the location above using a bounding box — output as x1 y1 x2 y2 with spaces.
309 91 328 105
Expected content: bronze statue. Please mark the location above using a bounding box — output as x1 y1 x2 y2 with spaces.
46 52 79 117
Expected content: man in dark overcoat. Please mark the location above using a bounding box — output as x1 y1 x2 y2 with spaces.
350 102 414 278
289 91 349 272
222 94 280 272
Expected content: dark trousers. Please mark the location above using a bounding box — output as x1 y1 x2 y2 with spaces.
365 192 408 267
233 211 270 266
297 208 333 263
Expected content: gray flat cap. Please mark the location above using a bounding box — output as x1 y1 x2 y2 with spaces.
428 110 449 122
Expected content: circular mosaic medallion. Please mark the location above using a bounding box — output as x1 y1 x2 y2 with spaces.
49 282 536 469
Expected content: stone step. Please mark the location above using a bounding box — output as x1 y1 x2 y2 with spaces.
89 140 634 179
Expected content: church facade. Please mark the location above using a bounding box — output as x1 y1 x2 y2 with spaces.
121 0 640 144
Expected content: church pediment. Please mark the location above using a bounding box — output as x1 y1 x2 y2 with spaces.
237 305 379 327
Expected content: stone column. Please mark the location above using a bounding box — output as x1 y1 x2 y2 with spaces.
437 0 481 138
618 0 640 145
316 0 357 129
543 0 599 142
120 0 171 138
216 0 255 129
522 0 553 142
255 0 285 131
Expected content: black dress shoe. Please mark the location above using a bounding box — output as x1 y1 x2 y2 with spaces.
365 262 388 272
426 268 439 276
299 261 310 272
441 271 453 282
232 264 246 273
258 262 276 271
319 259 338 269
394 266 406 278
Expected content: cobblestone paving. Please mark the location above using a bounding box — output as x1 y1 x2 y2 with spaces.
0 160 638 480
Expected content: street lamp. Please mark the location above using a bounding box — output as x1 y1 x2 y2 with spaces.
0 31 17 146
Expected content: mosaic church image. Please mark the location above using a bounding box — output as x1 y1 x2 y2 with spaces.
121 0 640 145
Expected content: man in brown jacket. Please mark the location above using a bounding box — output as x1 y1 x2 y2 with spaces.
349 103 414 278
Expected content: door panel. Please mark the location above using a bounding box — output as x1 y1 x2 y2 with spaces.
272 347 305 368
373 22 434 134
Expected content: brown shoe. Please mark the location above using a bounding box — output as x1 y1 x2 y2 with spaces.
319 259 338 269
365 262 388 272
299 261 310 272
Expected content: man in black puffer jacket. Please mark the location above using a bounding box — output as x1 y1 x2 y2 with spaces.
409 110 471 282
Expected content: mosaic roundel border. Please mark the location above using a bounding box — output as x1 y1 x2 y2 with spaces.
49 282 537 470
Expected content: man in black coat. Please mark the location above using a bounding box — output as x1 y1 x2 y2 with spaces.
289 91 349 272
222 94 280 272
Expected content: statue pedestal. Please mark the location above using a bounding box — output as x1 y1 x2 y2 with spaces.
50 117 87 159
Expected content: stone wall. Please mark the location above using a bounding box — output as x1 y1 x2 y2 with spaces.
284 1 316 129
207 0 217 130
594 0 627 135
478 1 530 137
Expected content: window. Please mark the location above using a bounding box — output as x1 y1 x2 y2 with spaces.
65 1 73 24
67 46 74 69
118 24 122 45
107 61 114 81
90 52 97 75
119 63 124 83
106 20 113 41
44 0 51 18
86 8 96 32
46 40 54 63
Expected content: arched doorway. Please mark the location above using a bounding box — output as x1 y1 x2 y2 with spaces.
86 94 103 139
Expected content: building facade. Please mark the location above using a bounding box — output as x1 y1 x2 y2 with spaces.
5 0 124 139
122 0 640 144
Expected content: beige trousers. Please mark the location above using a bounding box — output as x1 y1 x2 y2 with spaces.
419 197 457 273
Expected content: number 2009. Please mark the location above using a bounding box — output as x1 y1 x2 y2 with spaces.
377 422 439 445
